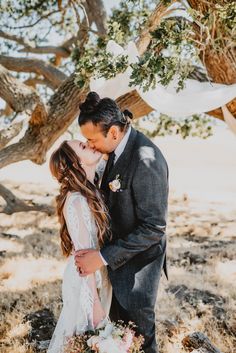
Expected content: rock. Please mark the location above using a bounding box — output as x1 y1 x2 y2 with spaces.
24 308 56 346
182 332 223 353
167 285 226 321
168 285 225 307
184 252 207 265
1 232 20 239
172 252 207 266
0 250 6 257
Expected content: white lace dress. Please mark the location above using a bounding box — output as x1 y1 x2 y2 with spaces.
47 191 112 353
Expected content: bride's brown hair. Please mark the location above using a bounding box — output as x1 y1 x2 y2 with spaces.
49 141 111 257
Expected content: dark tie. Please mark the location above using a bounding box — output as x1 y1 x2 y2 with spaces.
101 151 115 191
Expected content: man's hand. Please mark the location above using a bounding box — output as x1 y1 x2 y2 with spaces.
74 249 104 277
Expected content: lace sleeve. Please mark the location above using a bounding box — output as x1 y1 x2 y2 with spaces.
63 192 92 251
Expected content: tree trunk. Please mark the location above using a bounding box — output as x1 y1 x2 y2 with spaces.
188 0 236 119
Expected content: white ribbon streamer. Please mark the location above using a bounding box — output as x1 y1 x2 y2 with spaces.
90 40 236 132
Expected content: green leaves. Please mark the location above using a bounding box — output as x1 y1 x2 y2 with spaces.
74 45 129 89
129 18 197 92
134 113 213 139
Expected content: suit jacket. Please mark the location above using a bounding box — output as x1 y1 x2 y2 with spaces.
100 127 169 310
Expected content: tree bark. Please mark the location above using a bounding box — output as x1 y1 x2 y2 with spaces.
85 0 107 35
187 0 236 118
0 75 89 169
0 64 40 113
0 121 23 149
0 184 54 215
187 1 229 14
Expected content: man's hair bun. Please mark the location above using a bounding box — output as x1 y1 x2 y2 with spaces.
123 109 133 120
79 91 101 113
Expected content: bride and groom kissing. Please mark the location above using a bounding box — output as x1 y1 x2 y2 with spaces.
47 91 169 353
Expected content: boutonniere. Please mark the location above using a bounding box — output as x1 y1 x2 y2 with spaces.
109 174 122 192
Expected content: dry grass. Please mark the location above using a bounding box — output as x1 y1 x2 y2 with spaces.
0 183 235 353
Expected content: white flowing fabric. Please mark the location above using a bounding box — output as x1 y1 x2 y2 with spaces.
90 40 236 132
47 192 112 353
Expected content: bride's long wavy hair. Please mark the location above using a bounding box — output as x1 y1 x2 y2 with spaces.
49 141 111 257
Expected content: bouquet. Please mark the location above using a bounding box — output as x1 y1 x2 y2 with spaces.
63 321 144 353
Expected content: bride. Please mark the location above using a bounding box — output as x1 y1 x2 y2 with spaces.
47 139 112 353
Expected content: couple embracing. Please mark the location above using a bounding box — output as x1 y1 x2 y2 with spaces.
47 92 169 353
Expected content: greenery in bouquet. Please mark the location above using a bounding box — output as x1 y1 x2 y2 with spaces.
63 321 144 353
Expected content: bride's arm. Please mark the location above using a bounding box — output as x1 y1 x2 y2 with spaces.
63 194 106 328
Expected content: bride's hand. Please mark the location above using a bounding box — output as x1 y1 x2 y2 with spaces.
74 249 104 276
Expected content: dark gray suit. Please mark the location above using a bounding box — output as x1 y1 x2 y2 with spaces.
100 127 168 353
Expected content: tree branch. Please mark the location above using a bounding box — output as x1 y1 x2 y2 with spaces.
0 29 70 58
0 64 40 113
0 30 30 47
24 77 55 90
0 64 48 125
4 10 61 30
0 55 67 89
18 45 70 58
0 121 23 149
136 0 177 55
0 184 54 215
85 0 107 35
0 75 89 169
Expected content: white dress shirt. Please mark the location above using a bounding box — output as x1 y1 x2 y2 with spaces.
100 126 132 266
113 126 131 164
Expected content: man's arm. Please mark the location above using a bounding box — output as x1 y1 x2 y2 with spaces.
100 152 169 271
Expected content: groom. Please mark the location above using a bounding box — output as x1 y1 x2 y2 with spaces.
75 92 169 353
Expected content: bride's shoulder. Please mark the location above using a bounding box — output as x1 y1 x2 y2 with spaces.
65 191 85 203
64 191 86 210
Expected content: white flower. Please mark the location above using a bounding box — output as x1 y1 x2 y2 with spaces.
98 336 122 353
87 335 102 349
99 322 114 338
109 175 121 192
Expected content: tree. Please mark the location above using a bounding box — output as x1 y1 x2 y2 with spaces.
0 0 235 213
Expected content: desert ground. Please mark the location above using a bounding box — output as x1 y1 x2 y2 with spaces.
0 124 235 353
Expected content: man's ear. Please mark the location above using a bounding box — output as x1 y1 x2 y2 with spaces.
109 125 119 140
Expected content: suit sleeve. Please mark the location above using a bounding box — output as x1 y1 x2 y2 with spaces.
100 153 169 270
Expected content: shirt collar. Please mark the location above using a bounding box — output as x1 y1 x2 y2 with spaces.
114 126 132 162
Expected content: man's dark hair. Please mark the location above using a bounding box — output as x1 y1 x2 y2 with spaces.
78 92 133 136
